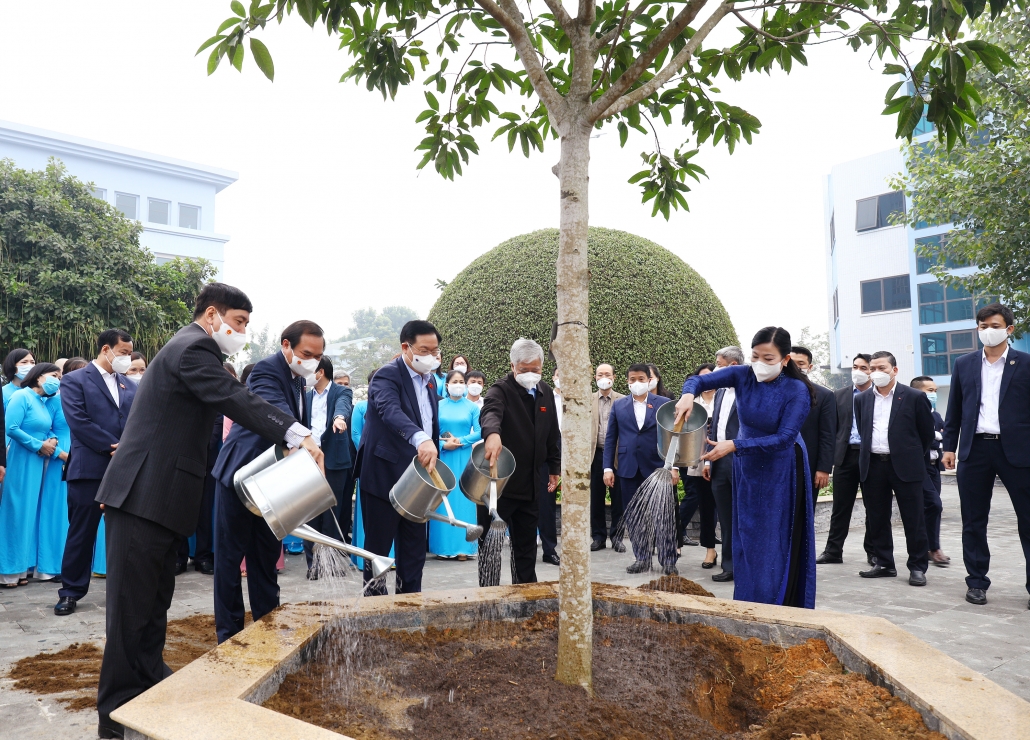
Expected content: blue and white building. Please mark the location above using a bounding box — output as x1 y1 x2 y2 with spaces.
0 120 237 277
823 125 1027 416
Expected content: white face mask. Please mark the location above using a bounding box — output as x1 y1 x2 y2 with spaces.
408 349 441 375
16 363 34 379
751 360 784 383
447 382 466 398
284 348 319 379
799 367 810 375
515 372 541 390
211 313 248 355
125 374 141 384
870 370 893 388
107 351 132 375
466 382 483 397
978 326 1010 348
647 377 658 391
629 381 650 396
851 369 870 387
452 363 468 373
596 377 613 391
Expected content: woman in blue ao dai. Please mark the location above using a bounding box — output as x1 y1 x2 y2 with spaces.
351 375 394 568
430 370 481 558
37 387 72 580
2 349 36 447
677 327 817 609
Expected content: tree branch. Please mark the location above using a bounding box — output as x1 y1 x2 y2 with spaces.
591 0 733 122
594 0 656 51
578 0 596 28
591 3 629 93
541 0 576 34
731 9 831 42
588 0 711 121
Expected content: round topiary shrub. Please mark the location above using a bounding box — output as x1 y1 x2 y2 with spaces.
427 227 739 394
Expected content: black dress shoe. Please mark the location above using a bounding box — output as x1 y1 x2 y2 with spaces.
174 561 189 575
909 570 927 586
306 567 319 580
662 564 679 576
195 560 214 575
626 560 649 574
54 596 77 616
542 553 560 566
859 564 897 578
965 587 987 605
711 570 733 582
590 539 605 552
679 536 699 547
98 715 125 739
611 539 626 554
701 554 718 570
815 551 843 564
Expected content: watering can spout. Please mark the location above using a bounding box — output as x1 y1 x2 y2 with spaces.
291 524 395 578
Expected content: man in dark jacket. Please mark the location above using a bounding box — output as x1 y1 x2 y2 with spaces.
911 376 949 567
94 284 323 739
481 338 561 585
790 346 837 505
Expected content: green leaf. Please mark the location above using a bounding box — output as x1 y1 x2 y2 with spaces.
425 91 439 111
207 45 224 76
883 63 906 75
962 0 988 19
196 34 226 56
250 37 274 81
230 0 246 18
231 43 245 72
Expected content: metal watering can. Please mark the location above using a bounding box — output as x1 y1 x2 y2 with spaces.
389 457 483 542
460 442 516 531
235 446 394 578
656 401 709 468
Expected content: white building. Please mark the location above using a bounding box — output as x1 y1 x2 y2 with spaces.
824 125 1027 416
0 120 237 276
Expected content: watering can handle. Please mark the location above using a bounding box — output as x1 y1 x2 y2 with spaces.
428 466 448 490
673 415 686 434
490 461 498 480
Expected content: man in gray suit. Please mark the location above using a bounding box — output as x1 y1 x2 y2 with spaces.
95 283 324 739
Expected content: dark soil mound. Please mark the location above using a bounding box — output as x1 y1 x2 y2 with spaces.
264 614 944 740
639 574 715 597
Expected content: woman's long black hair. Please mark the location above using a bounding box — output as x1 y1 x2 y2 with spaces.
646 363 673 399
751 326 817 406
3 348 32 385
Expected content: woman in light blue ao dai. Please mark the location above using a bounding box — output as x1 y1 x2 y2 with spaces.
350 371 394 568
36 387 71 580
429 370 481 559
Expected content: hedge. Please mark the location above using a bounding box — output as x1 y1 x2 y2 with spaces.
427 227 739 395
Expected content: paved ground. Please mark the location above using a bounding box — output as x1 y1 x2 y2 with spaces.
2 477 1028 738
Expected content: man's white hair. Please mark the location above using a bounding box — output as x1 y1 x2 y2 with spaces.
716 346 745 365
510 337 545 366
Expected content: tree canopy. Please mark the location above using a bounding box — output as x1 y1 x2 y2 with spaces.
899 4 1030 334
335 305 421 381
0 159 215 363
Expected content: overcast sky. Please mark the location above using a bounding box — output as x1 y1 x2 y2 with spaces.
0 2 901 350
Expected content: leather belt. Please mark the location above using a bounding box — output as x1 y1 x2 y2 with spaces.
974 433 1001 440
849 444 861 450
872 453 891 461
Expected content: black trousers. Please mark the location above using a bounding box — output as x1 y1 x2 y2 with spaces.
923 462 943 552
193 469 217 564
97 506 177 719
337 465 356 542
677 474 717 548
823 446 872 560
58 479 104 600
213 480 281 643
304 466 354 568
709 456 734 573
360 488 427 595
863 456 929 573
537 464 558 558
590 447 623 542
478 488 539 584
957 437 1030 592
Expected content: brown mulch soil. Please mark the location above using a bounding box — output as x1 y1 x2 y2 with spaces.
6 612 232 712
264 613 945 740
639 574 715 597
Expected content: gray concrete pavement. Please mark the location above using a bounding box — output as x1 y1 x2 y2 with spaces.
2 477 1028 738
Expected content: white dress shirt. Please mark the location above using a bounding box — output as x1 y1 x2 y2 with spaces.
91 360 120 406
406 361 436 449
554 390 564 431
976 347 1009 434
310 384 330 444
632 397 647 429
870 384 896 454
716 387 735 442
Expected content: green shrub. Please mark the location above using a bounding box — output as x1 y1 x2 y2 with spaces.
427 227 738 394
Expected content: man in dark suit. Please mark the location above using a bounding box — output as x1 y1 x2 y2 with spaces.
211 320 323 642
480 338 561 584
54 329 137 616
589 363 625 552
911 376 949 567
790 346 837 505
817 353 874 565
303 355 354 577
942 303 1030 607
854 351 935 586
603 363 678 575
703 346 745 582
95 284 323 739
355 319 442 595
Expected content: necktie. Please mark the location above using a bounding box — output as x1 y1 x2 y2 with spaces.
292 376 305 419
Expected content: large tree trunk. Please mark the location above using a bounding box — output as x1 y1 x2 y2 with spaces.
553 121 593 693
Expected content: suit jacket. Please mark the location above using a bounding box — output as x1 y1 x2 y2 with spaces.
306 382 354 470
855 382 935 483
800 383 836 478
212 352 309 489
710 388 739 442
354 356 440 500
61 362 137 481
591 389 625 450
479 372 561 501
832 385 861 467
602 393 671 478
943 348 1030 467
96 323 299 536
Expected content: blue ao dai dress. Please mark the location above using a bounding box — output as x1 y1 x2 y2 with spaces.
429 396 481 557
682 365 815 608
3 381 23 447
36 394 71 578
0 388 54 583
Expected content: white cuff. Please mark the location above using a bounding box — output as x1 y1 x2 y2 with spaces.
603 468 614 474
411 431 431 450
284 422 312 449
935 431 943 441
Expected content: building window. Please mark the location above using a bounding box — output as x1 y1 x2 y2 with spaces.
860 275 910 313
148 199 170 225
915 234 969 274
92 187 107 201
921 329 981 375
918 280 995 325
829 213 836 253
832 287 839 324
115 193 138 220
152 252 175 266
178 204 200 230
856 191 906 232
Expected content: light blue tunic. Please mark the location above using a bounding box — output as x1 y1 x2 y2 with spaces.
92 515 107 575
428 396 481 557
350 400 395 567
3 381 23 447
36 394 71 577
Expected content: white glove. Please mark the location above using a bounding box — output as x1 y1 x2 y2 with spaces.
930 450 939 461
935 431 943 441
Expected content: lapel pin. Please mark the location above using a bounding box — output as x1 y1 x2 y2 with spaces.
647 404 653 408
119 384 125 389
540 406 547 413
1010 360 1016 365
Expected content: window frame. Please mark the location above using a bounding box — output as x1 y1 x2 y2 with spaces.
856 191 906 233
92 187 107 201
921 329 982 375
178 203 201 230
829 212 836 253
832 287 839 325
860 274 911 314
147 198 171 226
114 192 139 220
